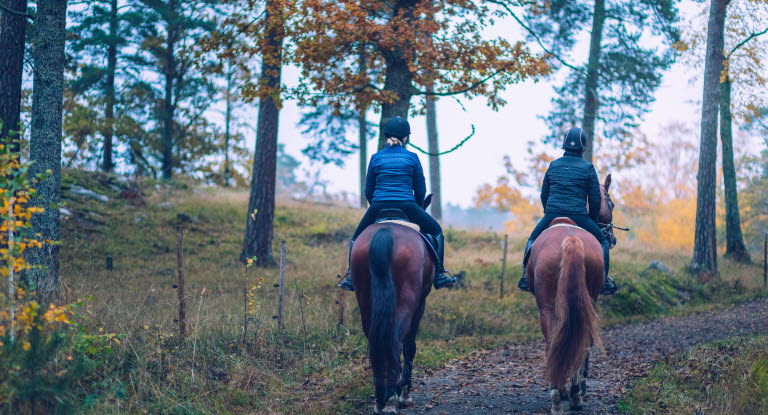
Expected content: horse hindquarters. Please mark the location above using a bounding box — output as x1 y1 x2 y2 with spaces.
545 237 602 391
368 228 401 413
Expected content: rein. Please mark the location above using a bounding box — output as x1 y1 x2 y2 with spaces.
598 222 630 232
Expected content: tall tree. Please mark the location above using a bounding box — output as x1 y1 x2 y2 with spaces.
240 0 285 265
357 44 368 209
23 0 67 302
293 0 549 152
425 87 441 219
679 0 767 263
522 0 680 162
691 0 729 277
68 0 134 172
131 0 219 179
0 0 30 157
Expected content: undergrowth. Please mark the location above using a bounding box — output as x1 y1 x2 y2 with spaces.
1 169 765 413
618 334 768 414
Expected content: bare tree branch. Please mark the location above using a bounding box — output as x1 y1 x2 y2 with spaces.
485 0 583 73
727 26 768 59
0 3 34 19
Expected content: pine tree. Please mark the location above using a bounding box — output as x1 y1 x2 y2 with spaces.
523 0 680 162
24 0 68 303
129 0 221 179
0 0 31 157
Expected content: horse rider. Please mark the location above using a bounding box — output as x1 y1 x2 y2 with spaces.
517 127 617 295
338 116 456 291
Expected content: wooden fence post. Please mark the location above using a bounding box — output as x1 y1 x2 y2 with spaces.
176 225 187 339
763 233 767 289
500 234 508 299
278 241 286 332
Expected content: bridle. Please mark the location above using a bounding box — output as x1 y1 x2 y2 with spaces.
597 190 629 248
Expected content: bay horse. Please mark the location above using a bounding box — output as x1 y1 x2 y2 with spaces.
527 174 615 415
350 197 435 414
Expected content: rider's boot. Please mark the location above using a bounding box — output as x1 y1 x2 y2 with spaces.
600 242 617 295
432 233 456 289
517 239 534 292
337 239 355 292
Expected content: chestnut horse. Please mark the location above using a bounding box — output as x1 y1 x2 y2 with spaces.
527 175 615 415
351 212 434 414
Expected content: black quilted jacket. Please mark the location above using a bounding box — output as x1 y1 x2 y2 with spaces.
541 151 602 219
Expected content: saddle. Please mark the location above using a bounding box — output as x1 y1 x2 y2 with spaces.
524 217 581 264
375 209 439 260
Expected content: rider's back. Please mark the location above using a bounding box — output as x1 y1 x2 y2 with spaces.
542 153 601 217
366 145 425 203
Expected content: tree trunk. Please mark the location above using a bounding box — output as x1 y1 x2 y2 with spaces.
377 54 413 150
0 0 28 157
581 0 606 164
358 44 367 208
426 85 442 220
691 0 728 277
102 0 117 172
224 58 233 187
23 0 67 303
162 0 177 180
241 0 283 266
720 74 750 263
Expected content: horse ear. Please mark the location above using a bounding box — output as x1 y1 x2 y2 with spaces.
604 174 611 191
423 194 433 210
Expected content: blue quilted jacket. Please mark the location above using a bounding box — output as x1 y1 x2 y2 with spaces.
365 145 427 205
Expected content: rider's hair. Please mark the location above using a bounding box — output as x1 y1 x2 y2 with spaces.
386 136 405 147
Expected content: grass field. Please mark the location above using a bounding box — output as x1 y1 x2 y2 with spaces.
3 169 767 414
618 334 768 414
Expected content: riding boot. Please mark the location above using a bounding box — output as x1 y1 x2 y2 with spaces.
432 234 456 289
337 239 355 291
600 242 617 295
517 239 534 293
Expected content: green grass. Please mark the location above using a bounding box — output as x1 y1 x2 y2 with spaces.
618 334 768 414
4 169 766 414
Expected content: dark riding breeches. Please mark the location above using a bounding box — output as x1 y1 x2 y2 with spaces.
527 213 609 274
353 201 442 239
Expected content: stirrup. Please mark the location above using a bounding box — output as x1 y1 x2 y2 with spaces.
337 271 354 292
600 275 617 295
434 271 456 289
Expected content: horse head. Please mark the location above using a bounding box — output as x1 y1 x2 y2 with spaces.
598 174 617 248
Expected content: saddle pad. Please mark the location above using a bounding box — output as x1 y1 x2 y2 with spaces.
379 219 420 232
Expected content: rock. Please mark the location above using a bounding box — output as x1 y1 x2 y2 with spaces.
134 213 148 223
646 260 672 275
157 202 174 208
67 185 109 202
60 207 73 217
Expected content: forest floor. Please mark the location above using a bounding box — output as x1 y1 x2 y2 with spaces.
404 297 768 414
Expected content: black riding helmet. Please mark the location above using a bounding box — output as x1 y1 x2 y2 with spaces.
383 116 411 139
562 127 587 153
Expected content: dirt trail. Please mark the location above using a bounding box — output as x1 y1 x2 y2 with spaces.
405 297 768 414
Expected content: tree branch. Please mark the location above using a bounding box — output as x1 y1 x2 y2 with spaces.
0 3 34 20
412 63 513 97
485 0 583 73
727 27 768 60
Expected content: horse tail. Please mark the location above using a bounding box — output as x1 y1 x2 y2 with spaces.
546 236 602 389
368 228 399 375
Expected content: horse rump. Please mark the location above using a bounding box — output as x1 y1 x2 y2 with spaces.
545 236 602 389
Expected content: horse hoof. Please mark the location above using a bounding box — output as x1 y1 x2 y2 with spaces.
374 395 397 415
570 395 584 411
398 394 413 408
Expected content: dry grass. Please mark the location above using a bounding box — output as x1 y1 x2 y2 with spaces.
618 334 768 414
24 169 765 414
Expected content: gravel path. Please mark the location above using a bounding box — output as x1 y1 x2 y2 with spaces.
405 297 768 414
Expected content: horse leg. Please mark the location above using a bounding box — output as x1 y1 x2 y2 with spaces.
569 359 586 411
550 387 564 415
399 300 425 408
